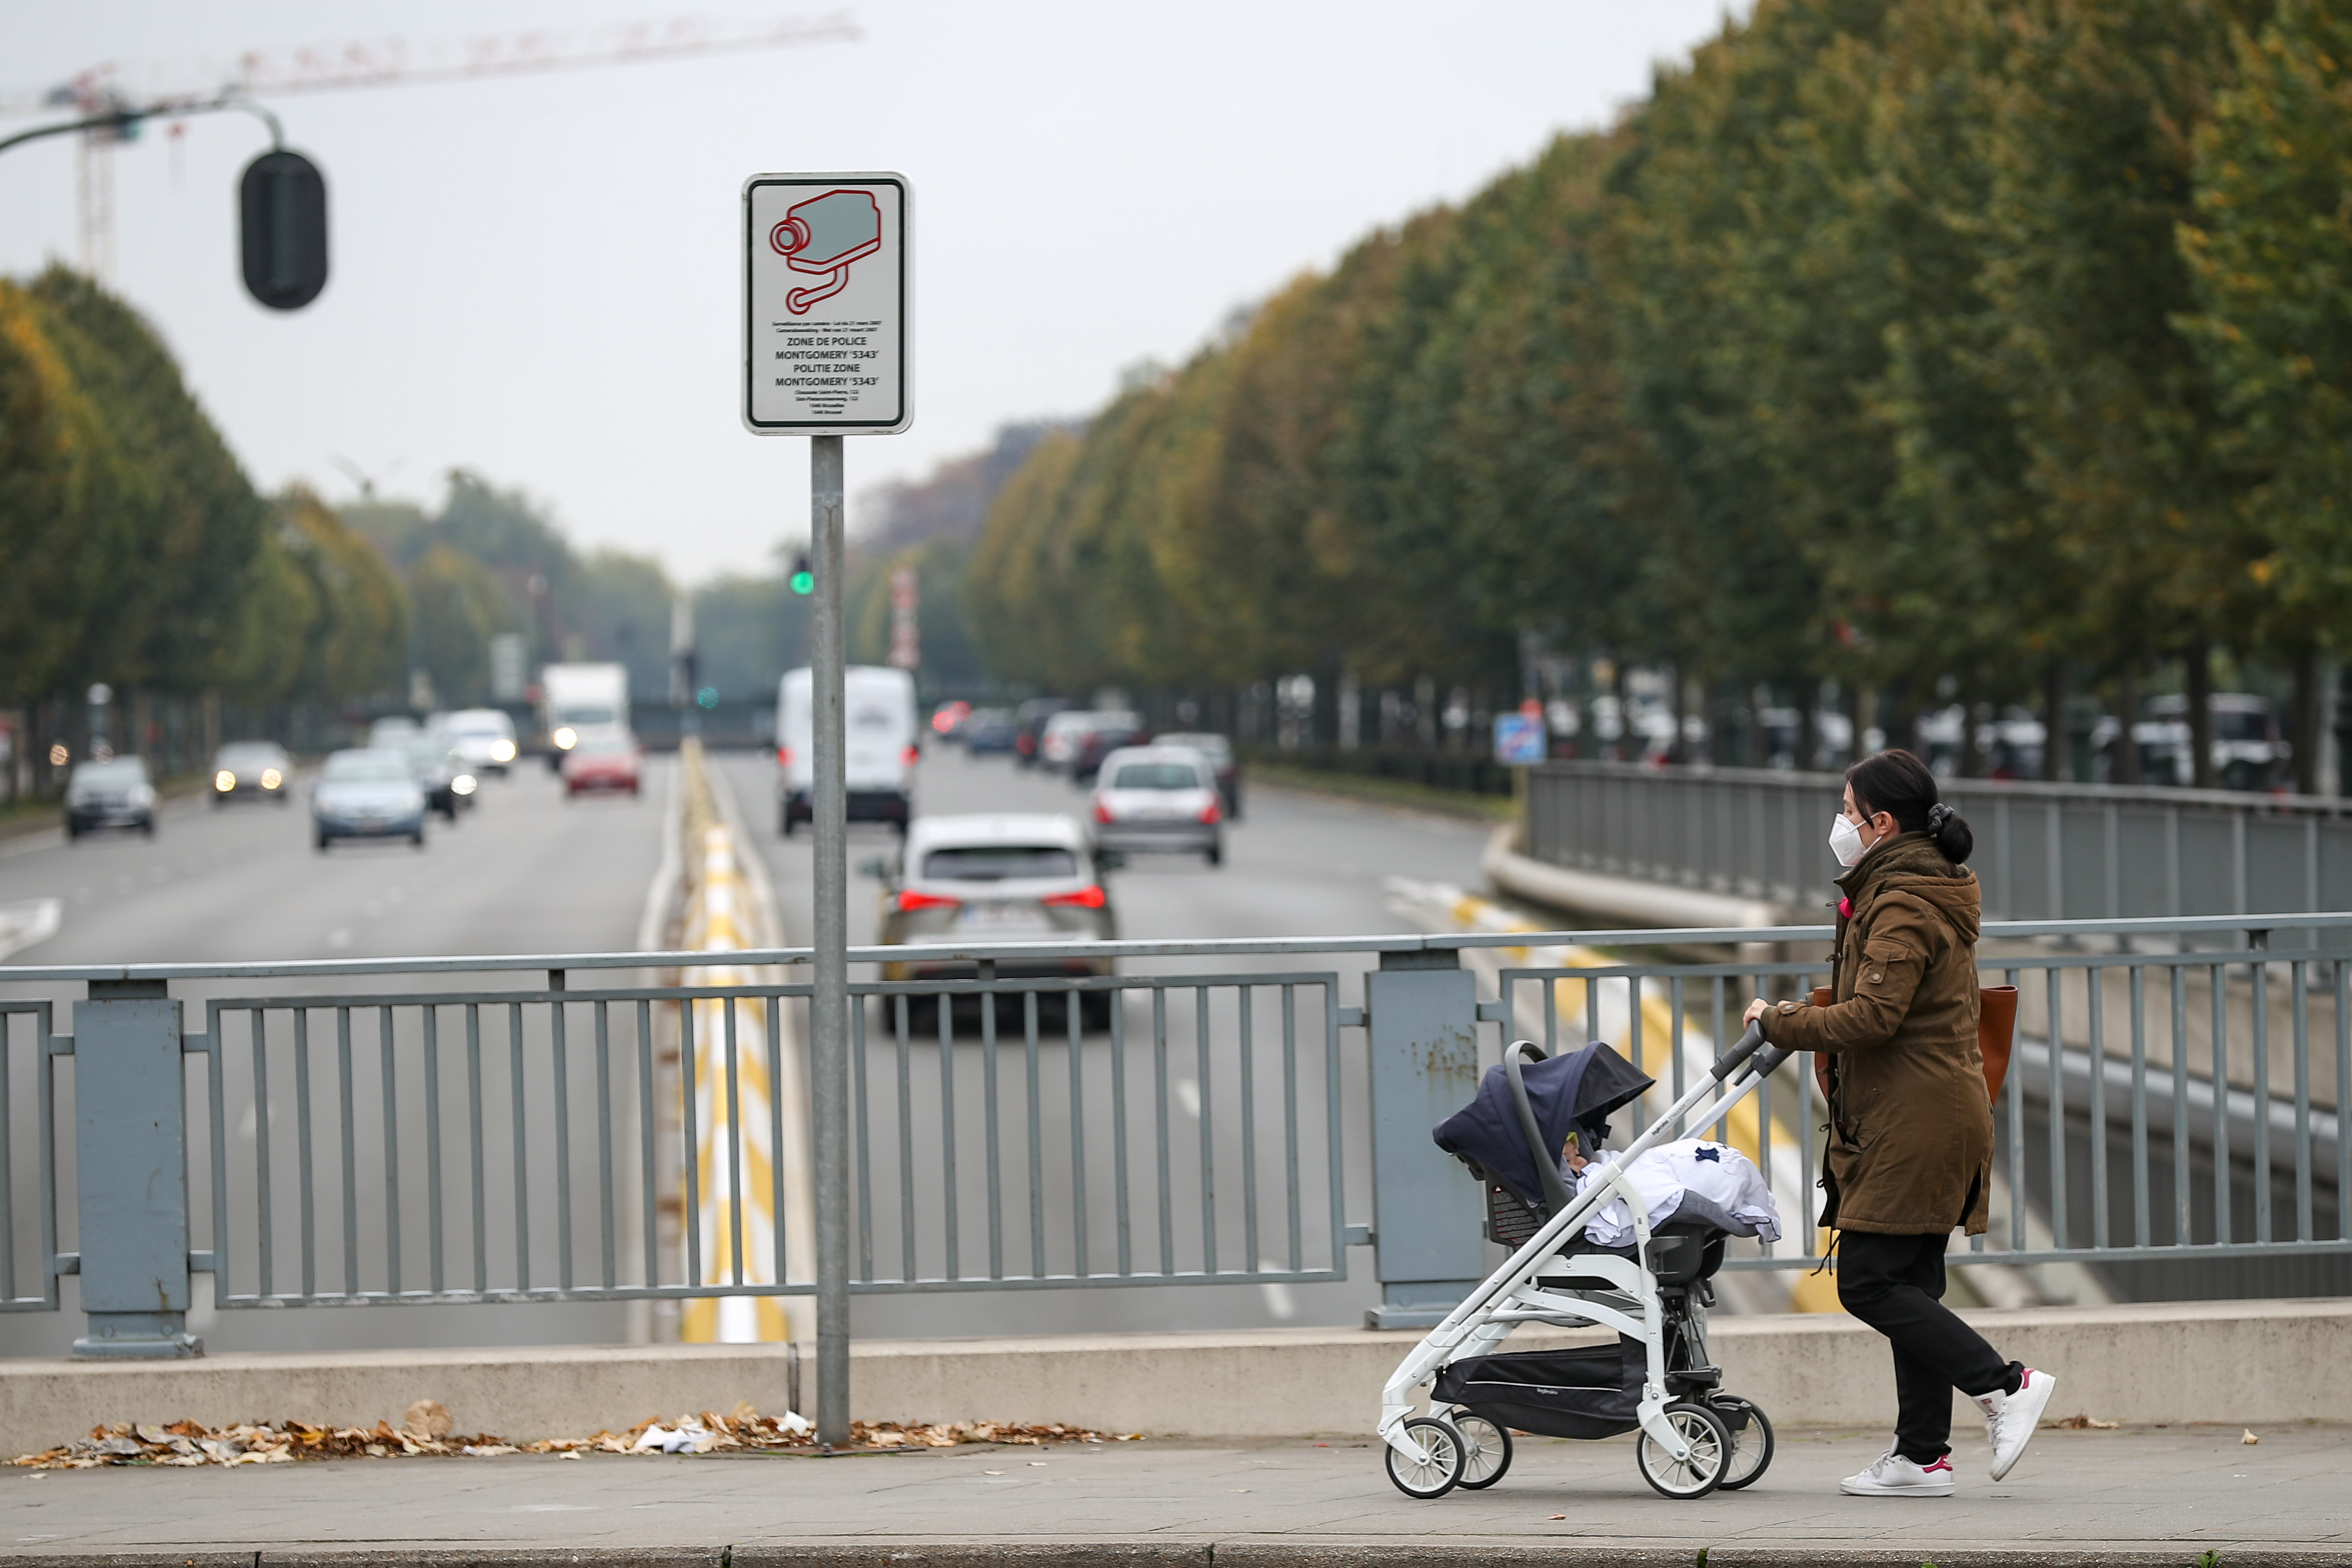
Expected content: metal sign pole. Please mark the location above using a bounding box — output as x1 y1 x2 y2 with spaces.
808 433 851 1446
745 172 907 1448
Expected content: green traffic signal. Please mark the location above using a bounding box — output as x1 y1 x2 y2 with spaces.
789 552 814 596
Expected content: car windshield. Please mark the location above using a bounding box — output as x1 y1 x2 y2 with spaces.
1109 762 1201 790
73 759 146 787
1159 734 1231 764
323 751 411 783
2215 712 2269 742
215 745 282 767
921 845 1079 882
556 707 619 728
449 718 509 737
575 734 634 755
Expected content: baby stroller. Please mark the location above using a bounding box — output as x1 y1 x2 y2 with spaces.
1377 1028 1787 1500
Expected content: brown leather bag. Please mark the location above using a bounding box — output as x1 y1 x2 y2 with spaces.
1807 982 2019 1106
1978 984 2018 1104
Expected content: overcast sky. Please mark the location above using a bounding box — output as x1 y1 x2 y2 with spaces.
2 2 1746 583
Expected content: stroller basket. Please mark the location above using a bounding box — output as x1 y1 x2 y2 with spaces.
1431 1341 1643 1442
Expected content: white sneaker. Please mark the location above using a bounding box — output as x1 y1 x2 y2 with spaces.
1974 1366 2056 1481
1840 1449 1956 1497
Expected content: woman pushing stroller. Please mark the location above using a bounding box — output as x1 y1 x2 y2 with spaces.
1744 748 2057 1497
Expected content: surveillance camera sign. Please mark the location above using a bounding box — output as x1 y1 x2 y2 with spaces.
743 172 910 434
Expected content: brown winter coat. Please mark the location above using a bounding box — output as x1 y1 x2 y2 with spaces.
1761 832 1992 1237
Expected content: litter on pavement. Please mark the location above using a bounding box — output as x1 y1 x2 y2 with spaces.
9 1402 1128 1469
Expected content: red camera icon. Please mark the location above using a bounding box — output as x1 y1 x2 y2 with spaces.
768 189 882 314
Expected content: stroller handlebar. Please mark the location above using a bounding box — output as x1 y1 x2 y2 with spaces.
1709 1020 1767 1080
1748 1042 1796 1079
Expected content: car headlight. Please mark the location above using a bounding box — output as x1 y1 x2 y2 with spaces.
261 768 283 789
129 787 154 806
214 771 236 792
491 739 517 763
553 727 578 750
451 774 478 796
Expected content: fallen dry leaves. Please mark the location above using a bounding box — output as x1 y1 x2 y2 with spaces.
9 1404 1122 1470
2041 1413 2122 1431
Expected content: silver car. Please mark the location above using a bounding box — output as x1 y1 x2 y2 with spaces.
311 748 429 851
868 813 1117 986
1089 746 1225 866
64 756 156 840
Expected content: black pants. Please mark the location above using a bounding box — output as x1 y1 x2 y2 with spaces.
1836 1230 2021 1463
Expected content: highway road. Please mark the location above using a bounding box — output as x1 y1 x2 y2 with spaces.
0 761 669 1357
713 745 1493 1341
0 743 1494 1358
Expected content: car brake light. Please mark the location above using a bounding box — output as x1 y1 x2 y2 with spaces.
896 889 961 912
777 745 793 767
1199 797 1222 824
1044 885 1106 909
1092 800 1113 824
903 745 920 766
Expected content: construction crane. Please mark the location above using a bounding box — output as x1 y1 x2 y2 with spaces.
4 11 860 284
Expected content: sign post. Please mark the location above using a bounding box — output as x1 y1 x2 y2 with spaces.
743 171 910 1448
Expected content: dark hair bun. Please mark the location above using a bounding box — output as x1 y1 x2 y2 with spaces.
1926 800 1974 865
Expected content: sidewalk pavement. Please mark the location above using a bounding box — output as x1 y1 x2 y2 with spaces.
0 1424 2344 1566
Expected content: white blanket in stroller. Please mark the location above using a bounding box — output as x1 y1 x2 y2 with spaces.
1570 1138 1781 1248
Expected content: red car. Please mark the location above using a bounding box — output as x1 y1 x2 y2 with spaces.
560 731 643 797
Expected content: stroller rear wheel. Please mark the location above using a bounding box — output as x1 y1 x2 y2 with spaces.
1635 1401 1733 1499
1383 1416 1465 1499
1449 1411 1512 1489
1710 1395 1774 1490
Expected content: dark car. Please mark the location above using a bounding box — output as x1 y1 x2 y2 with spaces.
402 738 478 821
211 741 293 805
1153 732 1241 820
1011 698 1071 770
65 756 156 840
960 707 1017 754
1069 716 1148 785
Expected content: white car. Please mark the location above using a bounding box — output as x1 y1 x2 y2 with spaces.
312 748 428 851
868 813 1117 987
439 708 519 776
777 665 917 834
1089 746 1225 866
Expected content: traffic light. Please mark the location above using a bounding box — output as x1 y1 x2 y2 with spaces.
789 553 815 595
240 150 328 310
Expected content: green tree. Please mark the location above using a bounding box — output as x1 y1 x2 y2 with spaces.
2182 0 2352 786
408 543 518 706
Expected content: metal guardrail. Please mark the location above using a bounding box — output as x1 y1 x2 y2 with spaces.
1 911 2346 1353
1526 759 2352 925
177 973 1348 1312
1493 944 2346 1277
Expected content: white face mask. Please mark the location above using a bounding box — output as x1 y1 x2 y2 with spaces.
1829 813 1868 868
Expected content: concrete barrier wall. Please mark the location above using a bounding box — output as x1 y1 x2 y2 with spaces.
0 1298 2342 1456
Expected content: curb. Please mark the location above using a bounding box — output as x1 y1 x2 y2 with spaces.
4 1542 2341 1568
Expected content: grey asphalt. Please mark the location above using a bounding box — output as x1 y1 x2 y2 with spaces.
0 760 670 1356
0 749 1494 1355
715 747 1493 1340
0 1424 2343 1563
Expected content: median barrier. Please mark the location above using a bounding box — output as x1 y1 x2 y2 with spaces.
0 1297 2342 1457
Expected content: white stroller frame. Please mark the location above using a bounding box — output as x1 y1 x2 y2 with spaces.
1379 1024 1790 1491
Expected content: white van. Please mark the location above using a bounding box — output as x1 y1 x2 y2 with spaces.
777 666 918 835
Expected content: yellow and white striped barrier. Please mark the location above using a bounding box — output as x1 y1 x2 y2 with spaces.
676 740 816 1343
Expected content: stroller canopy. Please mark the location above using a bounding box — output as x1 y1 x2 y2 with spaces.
1433 1041 1654 1209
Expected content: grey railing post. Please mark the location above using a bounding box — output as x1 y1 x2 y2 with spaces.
72 978 200 1358
1362 948 1485 1328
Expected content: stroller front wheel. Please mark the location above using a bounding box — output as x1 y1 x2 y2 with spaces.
1449 1410 1512 1489
1710 1395 1775 1490
1383 1416 1466 1499
1635 1401 1733 1500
